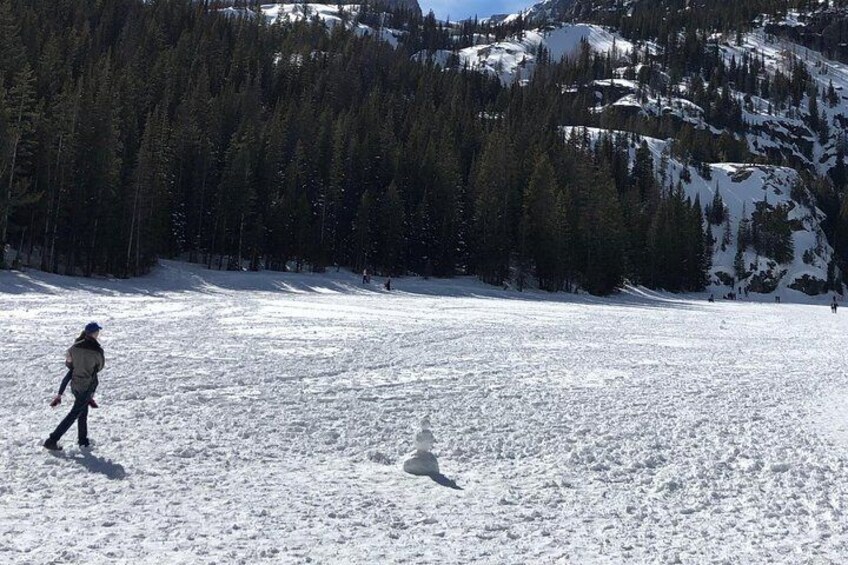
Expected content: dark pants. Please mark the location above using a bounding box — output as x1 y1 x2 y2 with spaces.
49 388 93 445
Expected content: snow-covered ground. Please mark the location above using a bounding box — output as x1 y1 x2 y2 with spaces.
2 261 848 563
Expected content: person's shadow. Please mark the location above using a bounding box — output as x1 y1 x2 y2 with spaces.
51 450 127 480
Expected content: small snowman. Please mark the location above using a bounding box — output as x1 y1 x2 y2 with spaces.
403 418 440 476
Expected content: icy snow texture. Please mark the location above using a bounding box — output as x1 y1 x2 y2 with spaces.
2 261 848 563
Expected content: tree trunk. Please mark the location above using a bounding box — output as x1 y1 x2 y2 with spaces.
126 179 141 276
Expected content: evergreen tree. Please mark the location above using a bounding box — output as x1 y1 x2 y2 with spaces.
521 153 559 290
721 215 732 251
0 0 39 264
581 163 625 295
737 203 752 250
128 109 172 277
733 245 746 283
708 185 725 225
379 181 405 275
353 190 375 272
473 131 517 285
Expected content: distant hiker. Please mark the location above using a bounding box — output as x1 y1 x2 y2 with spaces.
44 322 105 451
384 277 392 291
832 296 838 314
708 294 715 303
362 269 370 284
775 296 781 304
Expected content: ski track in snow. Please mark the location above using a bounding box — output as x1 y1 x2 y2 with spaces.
2 261 848 563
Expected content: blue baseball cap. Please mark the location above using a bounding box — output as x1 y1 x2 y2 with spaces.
85 322 103 334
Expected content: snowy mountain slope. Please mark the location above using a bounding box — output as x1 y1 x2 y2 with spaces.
677 29 848 181
586 78 709 127
3 261 848 562
486 0 577 24
260 2 359 24
445 10 848 173
260 0 420 17
219 3 407 46
419 24 633 84
490 0 633 24
259 3 406 46
719 29 848 177
549 25 848 295
575 27 848 177
564 127 836 295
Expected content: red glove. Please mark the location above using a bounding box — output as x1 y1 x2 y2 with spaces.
50 395 62 408
88 398 99 409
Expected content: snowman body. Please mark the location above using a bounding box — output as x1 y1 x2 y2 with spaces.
403 427 440 476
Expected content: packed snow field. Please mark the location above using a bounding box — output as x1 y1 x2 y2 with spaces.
2 261 848 563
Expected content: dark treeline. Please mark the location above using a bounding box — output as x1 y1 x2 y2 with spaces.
0 0 710 294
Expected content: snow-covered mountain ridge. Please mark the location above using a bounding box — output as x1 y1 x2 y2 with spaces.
417 24 632 85
259 3 406 46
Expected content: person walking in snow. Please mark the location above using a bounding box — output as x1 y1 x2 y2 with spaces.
832 296 838 314
50 330 99 410
44 322 105 451
384 277 392 291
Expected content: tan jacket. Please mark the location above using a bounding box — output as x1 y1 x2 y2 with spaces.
65 337 105 394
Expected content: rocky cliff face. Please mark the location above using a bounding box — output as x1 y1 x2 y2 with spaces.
516 0 635 23
523 0 578 21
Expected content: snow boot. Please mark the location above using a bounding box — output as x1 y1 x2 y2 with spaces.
43 438 62 451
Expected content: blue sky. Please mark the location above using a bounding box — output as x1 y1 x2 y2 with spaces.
419 0 530 20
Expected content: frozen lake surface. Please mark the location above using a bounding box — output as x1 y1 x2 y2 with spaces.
2 261 847 563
